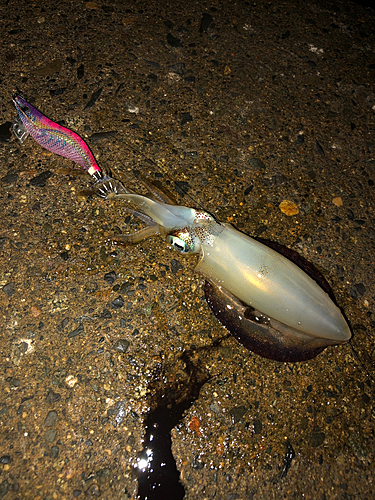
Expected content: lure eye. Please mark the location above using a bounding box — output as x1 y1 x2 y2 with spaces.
166 235 190 253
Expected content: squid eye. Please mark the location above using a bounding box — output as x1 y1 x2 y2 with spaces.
166 235 190 253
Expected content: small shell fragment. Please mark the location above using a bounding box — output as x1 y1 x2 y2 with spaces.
30 305 42 318
332 196 343 207
188 416 202 436
279 200 299 216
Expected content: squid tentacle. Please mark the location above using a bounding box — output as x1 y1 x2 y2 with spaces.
113 225 161 245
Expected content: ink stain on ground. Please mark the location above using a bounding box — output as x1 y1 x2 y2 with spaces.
137 348 213 500
1 0 375 499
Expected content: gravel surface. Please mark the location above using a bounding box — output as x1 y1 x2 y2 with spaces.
0 0 374 499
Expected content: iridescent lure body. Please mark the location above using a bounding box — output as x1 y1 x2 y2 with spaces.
12 94 101 179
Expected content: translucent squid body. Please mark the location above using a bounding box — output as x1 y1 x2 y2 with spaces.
12 94 351 362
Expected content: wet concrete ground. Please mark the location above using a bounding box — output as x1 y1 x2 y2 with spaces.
1 0 375 498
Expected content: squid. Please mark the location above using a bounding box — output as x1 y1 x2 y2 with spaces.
97 179 351 362
11 94 351 362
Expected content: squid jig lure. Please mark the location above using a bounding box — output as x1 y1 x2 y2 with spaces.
12 94 103 181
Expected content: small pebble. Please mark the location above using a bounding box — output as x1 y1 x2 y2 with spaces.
85 484 100 496
68 324 84 339
0 122 12 142
316 140 325 156
171 259 183 274
332 196 343 207
1 172 18 184
84 88 103 110
111 296 124 308
229 405 247 424
86 2 100 10
244 184 254 195
253 418 263 434
279 200 299 216
65 375 78 388
200 12 214 33
29 171 53 188
44 410 57 427
114 339 130 353
46 390 61 404
167 33 183 48
104 271 117 284
61 318 69 328
60 251 69 261
30 306 42 318
310 431 325 447
2 283 15 296
44 429 57 443
77 64 84 79
249 158 266 170
180 112 192 126
90 131 118 143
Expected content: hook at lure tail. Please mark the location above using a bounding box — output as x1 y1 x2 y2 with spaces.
12 94 106 183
